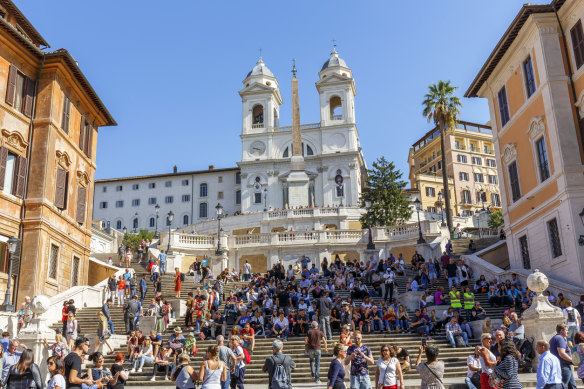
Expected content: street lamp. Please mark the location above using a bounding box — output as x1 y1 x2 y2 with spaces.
154 204 160 238
365 197 375 250
166 211 174 255
263 188 268 212
0 236 19 312
438 191 446 227
414 198 426 244
215 203 224 255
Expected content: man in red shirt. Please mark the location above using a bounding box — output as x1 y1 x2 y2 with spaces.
240 322 255 353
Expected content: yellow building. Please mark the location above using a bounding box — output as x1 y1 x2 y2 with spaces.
409 120 501 217
0 0 115 304
465 0 584 284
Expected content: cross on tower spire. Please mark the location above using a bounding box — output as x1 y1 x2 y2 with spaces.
331 39 337 51
291 58 297 77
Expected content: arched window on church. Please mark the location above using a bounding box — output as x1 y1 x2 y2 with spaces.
252 104 264 128
149 217 155 228
273 108 279 128
330 95 342 120
283 147 289 158
306 145 314 156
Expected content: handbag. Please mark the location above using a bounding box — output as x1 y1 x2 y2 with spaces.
488 371 505 389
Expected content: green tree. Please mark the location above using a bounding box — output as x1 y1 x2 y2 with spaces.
488 210 504 229
422 80 462 234
360 157 412 227
124 229 155 252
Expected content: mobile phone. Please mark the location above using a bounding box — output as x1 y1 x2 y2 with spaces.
421 338 427 346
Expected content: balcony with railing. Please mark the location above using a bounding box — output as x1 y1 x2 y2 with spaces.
330 114 343 120
275 123 321 132
252 123 264 129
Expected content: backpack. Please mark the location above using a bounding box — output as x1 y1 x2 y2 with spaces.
180 273 185 282
242 347 252 365
270 356 289 389
567 308 576 323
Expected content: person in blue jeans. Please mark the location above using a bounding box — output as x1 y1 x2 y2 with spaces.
267 312 289 340
550 324 577 389
345 331 374 389
445 317 469 348
158 250 167 275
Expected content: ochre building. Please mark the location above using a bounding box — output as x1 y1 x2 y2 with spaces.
466 0 584 285
0 0 115 303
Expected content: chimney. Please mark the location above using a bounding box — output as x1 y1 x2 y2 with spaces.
173 165 177 174
209 165 214 170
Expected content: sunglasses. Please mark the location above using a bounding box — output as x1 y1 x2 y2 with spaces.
47 362 55 366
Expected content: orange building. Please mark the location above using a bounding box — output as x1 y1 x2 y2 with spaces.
0 0 115 304
466 0 584 284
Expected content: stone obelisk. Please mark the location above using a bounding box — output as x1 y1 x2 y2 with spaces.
286 61 310 207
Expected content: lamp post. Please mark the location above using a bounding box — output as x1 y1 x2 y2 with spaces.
438 191 446 227
365 197 375 250
0 236 19 312
263 188 268 212
414 198 426 244
154 204 160 238
166 211 174 255
215 203 224 255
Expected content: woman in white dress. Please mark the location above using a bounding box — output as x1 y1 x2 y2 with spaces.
197 345 227 389
375 344 404 389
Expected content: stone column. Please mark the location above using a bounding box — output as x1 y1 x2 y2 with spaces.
521 269 565 369
16 295 55 382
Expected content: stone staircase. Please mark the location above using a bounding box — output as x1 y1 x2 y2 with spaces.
59 240 524 388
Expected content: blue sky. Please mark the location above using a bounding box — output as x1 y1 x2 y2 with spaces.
15 1 541 180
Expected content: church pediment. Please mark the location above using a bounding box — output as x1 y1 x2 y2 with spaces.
315 73 351 85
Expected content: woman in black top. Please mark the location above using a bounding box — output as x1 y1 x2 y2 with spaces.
109 353 129 389
327 343 347 389
6 349 44 389
494 339 522 389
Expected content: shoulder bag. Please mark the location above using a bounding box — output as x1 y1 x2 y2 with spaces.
423 362 443 389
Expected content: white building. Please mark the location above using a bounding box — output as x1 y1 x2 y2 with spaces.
92 166 241 233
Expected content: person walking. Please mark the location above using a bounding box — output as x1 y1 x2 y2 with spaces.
124 296 139 334
375 344 404 389
94 311 114 354
242 260 251 282
116 276 126 307
345 331 374 389
328 343 347 389
198 345 227 389
159 250 167 275
415 344 444 389
5 349 43 389
549 324 577 389
140 274 148 304
217 336 236 389
306 321 328 383
319 293 333 341
493 338 522 389
262 339 295 389
536 340 563 389
102 299 115 335
230 336 246 389
108 276 117 303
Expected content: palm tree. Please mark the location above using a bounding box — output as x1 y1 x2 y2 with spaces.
422 80 462 235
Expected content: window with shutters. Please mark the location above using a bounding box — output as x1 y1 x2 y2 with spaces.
165 196 173 204
115 200 123 208
218 191 224 200
182 194 191 202
78 118 93 157
218 176 223 183
488 175 498 185
425 187 435 197
132 184 139 190
498 86 511 127
116 185 122 192
474 173 484 183
132 199 140 207
236 172 241 185
199 203 208 218
508 161 521 202
427 206 436 213
491 193 501 207
71 256 80 286
116 220 122 230
5 65 34 118
200 183 208 197
519 236 531 270
523 56 537 98
99 202 107 209
571 20 584 69
76 186 87 224
183 215 189 225
48 244 59 280
462 190 471 204
165 181 172 188
0 241 7 274
148 197 157 205
54 168 68 210
182 179 189 186
547 218 562 258
102 186 107 193
0 147 26 199
149 217 155 228
472 157 482 165
236 190 241 205
535 137 550 182
486 159 496 167
61 95 70 134
148 183 156 189
459 172 469 181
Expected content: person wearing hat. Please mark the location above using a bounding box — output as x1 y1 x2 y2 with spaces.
184 332 198 356
169 327 185 362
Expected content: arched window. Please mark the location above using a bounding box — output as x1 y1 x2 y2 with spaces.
330 95 342 120
183 215 189 225
283 147 289 158
149 217 155 228
116 220 122 230
199 203 208 218
306 145 314 156
133 218 138 229
252 104 264 127
200 183 208 197
273 108 279 128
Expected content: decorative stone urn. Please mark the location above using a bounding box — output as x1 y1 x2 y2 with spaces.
521 269 564 369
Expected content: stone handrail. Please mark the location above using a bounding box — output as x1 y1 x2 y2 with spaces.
462 243 584 304
267 207 341 219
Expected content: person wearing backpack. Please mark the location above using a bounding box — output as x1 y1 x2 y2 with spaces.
229 336 246 389
563 300 582 344
262 339 295 389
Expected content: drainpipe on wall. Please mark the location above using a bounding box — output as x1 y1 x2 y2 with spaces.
14 53 46 306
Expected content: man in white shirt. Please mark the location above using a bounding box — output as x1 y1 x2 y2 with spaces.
269 312 290 340
563 300 581 344
383 268 396 302
242 260 252 282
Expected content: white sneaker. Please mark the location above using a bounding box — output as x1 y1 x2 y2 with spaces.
165 377 170 381
137 368 143 373
130 368 136 373
150 377 156 381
